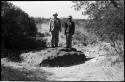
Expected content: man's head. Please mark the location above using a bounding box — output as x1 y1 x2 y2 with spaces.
53 13 58 18
68 15 72 21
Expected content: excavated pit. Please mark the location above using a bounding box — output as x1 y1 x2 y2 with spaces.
40 48 92 67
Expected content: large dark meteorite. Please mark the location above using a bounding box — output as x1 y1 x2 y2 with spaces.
40 48 87 67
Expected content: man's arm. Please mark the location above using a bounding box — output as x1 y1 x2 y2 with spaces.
58 19 61 32
49 19 52 32
65 22 67 35
72 22 75 35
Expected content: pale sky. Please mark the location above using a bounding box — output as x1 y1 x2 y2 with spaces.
10 1 88 19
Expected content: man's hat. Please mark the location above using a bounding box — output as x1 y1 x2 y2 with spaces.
53 13 58 16
68 15 72 19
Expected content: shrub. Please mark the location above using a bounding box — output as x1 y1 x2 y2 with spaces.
72 1 124 65
43 32 51 37
1 1 47 59
73 31 98 46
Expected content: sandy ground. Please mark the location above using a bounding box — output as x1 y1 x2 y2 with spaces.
1 57 124 81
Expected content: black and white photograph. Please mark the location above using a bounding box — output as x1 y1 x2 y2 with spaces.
1 1 124 81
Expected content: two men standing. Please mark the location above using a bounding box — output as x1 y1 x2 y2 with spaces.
49 13 75 48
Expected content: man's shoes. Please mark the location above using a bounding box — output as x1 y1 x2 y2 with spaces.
51 46 55 48
65 47 72 51
51 45 58 48
55 45 58 47
66 46 71 49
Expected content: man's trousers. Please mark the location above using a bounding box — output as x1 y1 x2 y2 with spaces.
51 31 59 47
66 33 72 48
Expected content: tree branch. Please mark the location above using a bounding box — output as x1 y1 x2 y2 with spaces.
110 0 118 8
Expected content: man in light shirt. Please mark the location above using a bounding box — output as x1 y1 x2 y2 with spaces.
49 13 61 48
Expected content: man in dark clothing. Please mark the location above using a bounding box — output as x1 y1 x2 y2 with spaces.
65 16 75 48
49 13 61 47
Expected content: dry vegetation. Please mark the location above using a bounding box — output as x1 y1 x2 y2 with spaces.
1 1 124 81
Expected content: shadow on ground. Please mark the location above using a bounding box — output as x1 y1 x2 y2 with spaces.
1 65 50 81
1 47 46 62
40 48 94 67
